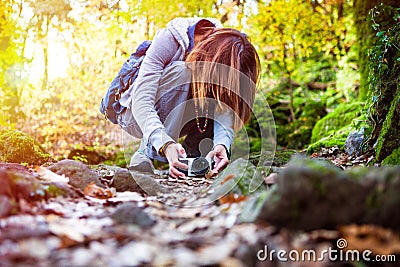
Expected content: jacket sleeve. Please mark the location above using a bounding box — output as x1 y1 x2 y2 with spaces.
131 28 180 153
213 111 234 156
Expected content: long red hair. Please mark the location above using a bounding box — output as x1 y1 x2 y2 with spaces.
185 27 260 129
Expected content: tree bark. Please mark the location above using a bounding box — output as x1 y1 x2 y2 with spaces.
353 0 399 100
353 0 400 163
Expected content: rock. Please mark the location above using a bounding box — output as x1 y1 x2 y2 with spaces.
94 165 166 195
47 159 104 190
0 162 30 174
110 202 155 227
345 128 365 156
208 158 265 201
257 156 400 231
129 170 167 196
0 130 51 165
362 166 400 230
111 167 145 194
0 167 77 217
0 195 12 217
257 157 368 231
238 191 269 223
0 169 13 197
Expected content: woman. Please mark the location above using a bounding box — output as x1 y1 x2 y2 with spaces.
117 17 260 178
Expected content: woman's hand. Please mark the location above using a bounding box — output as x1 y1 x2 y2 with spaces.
164 143 188 178
206 144 230 173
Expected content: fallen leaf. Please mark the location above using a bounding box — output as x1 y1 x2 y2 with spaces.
35 166 69 183
220 174 235 185
339 224 400 255
178 218 210 234
218 193 247 205
48 221 85 243
107 191 145 203
205 170 217 179
83 182 114 199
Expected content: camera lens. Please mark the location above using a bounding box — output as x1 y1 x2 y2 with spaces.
191 157 210 175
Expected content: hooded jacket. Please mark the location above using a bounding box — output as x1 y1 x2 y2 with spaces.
119 17 233 160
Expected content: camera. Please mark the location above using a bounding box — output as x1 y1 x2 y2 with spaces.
178 157 214 177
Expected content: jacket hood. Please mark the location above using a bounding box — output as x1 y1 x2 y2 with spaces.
166 17 222 55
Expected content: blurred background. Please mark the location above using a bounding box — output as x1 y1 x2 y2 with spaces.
0 0 398 165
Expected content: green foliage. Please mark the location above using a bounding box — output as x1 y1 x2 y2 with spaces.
0 1 26 126
132 0 214 34
72 154 88 164
263 78 333 149
250 0 354 77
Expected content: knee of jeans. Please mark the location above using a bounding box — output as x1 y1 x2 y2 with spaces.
118 112 142 138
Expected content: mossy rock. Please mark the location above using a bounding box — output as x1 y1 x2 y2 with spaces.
208 158 266 200
257 156 400 231
310 102 363 144
0 130 51 165
307 123 353 154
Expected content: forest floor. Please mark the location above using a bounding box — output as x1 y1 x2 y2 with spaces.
0 148 399 267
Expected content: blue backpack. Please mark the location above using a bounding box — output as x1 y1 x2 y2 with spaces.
99 40 152 124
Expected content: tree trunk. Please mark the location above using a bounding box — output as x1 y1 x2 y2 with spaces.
353 0 399 100
353 0 400 164
41 19 50 91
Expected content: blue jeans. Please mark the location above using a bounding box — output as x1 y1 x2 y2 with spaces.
118 83 214 161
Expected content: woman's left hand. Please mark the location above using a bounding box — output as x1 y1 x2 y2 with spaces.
206 145 229 173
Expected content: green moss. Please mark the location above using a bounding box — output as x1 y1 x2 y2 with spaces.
310 102 363 144
353 0 379 100
42 184 71 197
273 150 297 166
0 130 51 165
382 147 400 165
375 90 400 162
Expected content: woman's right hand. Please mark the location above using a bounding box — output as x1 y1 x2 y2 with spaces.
164 143 188 178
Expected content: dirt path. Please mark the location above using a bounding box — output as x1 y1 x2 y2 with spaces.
1 151 399 266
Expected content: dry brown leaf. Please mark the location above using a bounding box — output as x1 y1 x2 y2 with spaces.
339 224 400 255
220 174 235 185
205 170 218 179
218 193 247 205
83 182 114 199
